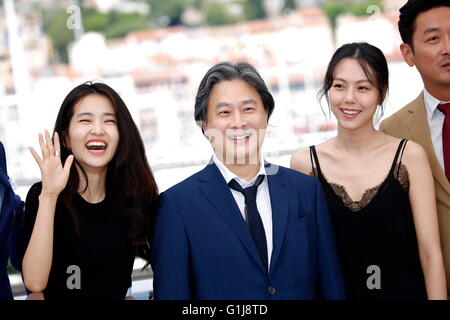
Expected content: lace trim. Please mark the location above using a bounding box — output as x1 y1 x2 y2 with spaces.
310 163 409 212
394 162 410 191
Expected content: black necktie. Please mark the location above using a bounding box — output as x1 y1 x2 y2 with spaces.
228 175 268 271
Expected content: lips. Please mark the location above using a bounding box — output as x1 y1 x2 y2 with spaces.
228 134 251 140
340 108 361 118
442 61 450 70
86 139 107 154
226 132 252 146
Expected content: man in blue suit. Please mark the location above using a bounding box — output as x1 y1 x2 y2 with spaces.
151 62 346 299
0 141 24 300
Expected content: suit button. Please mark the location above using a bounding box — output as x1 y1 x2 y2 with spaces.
268 286 276 295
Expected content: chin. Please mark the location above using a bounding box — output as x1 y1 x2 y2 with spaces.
78 160 110 171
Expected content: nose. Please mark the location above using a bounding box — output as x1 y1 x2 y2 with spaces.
442 36 450 56
90 120 105 135
229 109 247 129
344 88 356 104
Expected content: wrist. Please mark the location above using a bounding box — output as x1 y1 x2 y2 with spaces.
39 191 60 201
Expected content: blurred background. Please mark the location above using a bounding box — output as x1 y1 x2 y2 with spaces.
2 0 424 299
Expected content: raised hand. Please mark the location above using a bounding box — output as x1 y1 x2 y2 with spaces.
29 130 74 198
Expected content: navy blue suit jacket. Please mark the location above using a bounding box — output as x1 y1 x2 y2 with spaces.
0 142 24 300
151 162 346 299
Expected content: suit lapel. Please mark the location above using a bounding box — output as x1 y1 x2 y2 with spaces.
197 162 267 273
265 163 289 275
406 93 450 194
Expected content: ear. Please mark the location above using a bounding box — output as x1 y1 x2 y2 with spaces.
64 134 71 150
400 43 415 67
201 120 207 134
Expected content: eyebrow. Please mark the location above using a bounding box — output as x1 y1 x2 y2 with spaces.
333 78 371 83
423 27 439 35
75 112 116 118
214 99 257 109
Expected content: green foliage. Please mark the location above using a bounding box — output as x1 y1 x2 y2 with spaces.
84 9 150 38
203 3 239 26
43 8 74 63
322 0 384 30
350 0 384 17
146 0 190 25
39 0 324 63
283 0 298 12
102 14 150 38
242 0 267 20
43 8 150 62
81 8 109 32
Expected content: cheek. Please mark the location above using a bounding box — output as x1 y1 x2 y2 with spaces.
328 92 341 107
204 120 227 139
362 93 380 109
66 129 81 149
110 130 120 150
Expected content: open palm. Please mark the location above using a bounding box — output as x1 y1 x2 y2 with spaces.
29 130 74 197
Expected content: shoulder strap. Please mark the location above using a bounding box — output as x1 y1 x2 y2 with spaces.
396 139 409 178
309 146 323 177
389 139 407 177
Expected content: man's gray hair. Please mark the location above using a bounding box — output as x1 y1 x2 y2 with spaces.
194 61 275 128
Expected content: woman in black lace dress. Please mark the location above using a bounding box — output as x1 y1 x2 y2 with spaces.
291 42 446 299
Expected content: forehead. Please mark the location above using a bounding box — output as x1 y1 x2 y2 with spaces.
333 58 370 81
414 6 450 35
73 94 114 115
208 79 262 106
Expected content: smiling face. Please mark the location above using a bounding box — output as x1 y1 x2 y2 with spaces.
66 93 119 172
202 79 268 166
400 6 450 100
328 58 381 131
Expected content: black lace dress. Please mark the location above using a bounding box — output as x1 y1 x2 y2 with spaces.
309 139 427 300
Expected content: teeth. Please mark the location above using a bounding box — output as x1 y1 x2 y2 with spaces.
87 141 106 147
342 109 360 115
229 135 250 140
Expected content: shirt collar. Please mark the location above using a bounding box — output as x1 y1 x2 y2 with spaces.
423 88 450 121
212 154 266 188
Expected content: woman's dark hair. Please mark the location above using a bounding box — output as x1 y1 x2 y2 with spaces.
194 61 275 129
53 81 158 261
398 0 450 48
318 42 389 116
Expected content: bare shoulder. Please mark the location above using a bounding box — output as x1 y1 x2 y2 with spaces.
403 140 429 163
290 146 313 175
398 140 430 174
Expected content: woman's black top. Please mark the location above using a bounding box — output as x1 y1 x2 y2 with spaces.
23 182 135 300
309 139 427 300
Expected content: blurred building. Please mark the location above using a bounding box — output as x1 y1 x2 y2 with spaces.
84 0 150 14
0 1 424 187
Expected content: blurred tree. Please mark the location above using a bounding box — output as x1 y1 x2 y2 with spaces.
322 0 384 40
243 0 267 20
43 8 150 63
349 0 383 17
322 1 346 31
146 0 190 26
81 8 109 33
283 0 298 12
203 2 239 26
103 12 150 38
43 9 74 63
101 10 149 38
